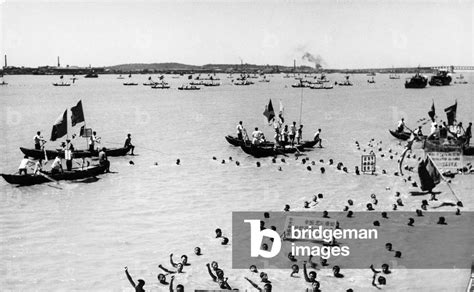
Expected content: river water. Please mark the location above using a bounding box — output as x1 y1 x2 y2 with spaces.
1 73 473 291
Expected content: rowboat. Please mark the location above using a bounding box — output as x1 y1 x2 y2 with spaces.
240 144 298 158
1 164 107 186
20 146 131 160
226 135 317 150
52 83 71 86
389 130 426 141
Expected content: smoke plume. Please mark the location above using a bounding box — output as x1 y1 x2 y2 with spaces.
301 52 325 69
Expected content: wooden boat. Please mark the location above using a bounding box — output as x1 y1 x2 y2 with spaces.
151 83 170 89
52 83 71 86
84 72 98 78
240 144 298 158
389 130 426 141
405 73 427 88
226 135 315 150
20 146 131 160
1 164 107 186
123 82 138 86
428 70 452 86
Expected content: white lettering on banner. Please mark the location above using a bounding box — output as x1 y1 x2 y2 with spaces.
427 151 462 170
284 216 336 241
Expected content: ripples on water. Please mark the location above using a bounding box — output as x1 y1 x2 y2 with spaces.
1 74 473 290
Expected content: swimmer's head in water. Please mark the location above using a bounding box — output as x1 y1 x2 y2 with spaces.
284 204 290 211
291 264 299 272
348 199 353 206
215 228 222 237
262 243 268 251
332 265 340 274
181 255 188 264
378 276 386 285
309 271 317 280
176 284 184 292
395 251 402 258
385 243 392 251
288 252 296 261
194 247 201 255
221 237 229 245
249 265 258 273
381 212 387 218
137 279 145 286
347 211 353 218
157 274 166 282
382 263 390 272
264 212 270 218
260 272 268 280
211 261 218 270
176 263 183 272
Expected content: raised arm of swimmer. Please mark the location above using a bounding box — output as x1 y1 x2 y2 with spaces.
303 262 311 282
170 253 178 268
169 275 175 292
206 263 217 281
125 267 136 288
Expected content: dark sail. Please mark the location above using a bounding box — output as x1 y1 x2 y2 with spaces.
50 110 68 141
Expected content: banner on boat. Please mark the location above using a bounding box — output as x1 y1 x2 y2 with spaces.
426 151 462 171
361 153 376 173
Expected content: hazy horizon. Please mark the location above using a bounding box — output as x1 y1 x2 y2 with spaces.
1 0 473 69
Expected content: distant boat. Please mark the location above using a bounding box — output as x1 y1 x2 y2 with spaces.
84 71 98 78
367 77 375 84
178 84 200 90
117 75 125 79
455 74 464 80
123 82 138 86
151 82 170 89
405 73 427 88
428 70 452 86
53 75 71 86
367 72 376 76
338 75 353 86
389 74 400 79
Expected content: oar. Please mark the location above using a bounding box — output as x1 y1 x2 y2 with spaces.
427 154 463 207
38 171 60 185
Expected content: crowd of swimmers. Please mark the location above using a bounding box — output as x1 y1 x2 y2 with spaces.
236 121 323 148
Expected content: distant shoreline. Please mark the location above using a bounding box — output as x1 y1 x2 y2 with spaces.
1 62 457 75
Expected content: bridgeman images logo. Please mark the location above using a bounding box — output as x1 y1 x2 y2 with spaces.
245 220 282 258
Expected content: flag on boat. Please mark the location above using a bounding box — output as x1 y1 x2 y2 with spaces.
71 100 85 126
263 99 275 124
50 109 68 141
444 101 457 126
278 100 285 123
428 101 435 121
417 155 441 192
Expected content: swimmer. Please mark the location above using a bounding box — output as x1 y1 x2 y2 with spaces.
408 218 414 226
284 204 290 212
250 265 258 273
256 162 261 167
367 203 374 211
348 199 353 206
159 263 183 274
124 267 145 292
260 272 271 283
194 247 202 256
176 159 180 165
169 275 185 292
288 252 297 262
307 166 312 171
397 198 404 206
392 204 397 211
381 212 388 219
370 264 386 289
215 228 222 238
373 221 380 227
455 208 461 215
343 206 349 211
381 263 391 274
221 237 229 245
264 212 270 219
320 167 325 173
170 253 190 267
310 281 321 292
332 265 344 278
395 251 402 258
236 161 240 166
303 261 318 283
308 255 318 268
206 263 231 289
322 211 329 218
245 277 272 292
157 273 168 285
355 166 360 175
416 209 423 217
290 264 299 277
320 258 328 266
261 243 268 251
318 193 323 199
304 201 311 208
347 210 353 218
385 243 393 252
437 217 447 225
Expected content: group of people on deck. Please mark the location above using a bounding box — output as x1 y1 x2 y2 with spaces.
396 118 472 145
236 120 322 148
17 131 136 176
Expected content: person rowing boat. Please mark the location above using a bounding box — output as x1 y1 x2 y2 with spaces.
89 131 101 152
33 131 46 150
99 147 110 172
396 118 405 133
313 129 322 147
236 121 244 140
18 155 35 175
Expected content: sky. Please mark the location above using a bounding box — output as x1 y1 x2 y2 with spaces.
1 0 473 68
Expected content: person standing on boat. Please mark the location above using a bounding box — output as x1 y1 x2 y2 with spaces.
281 125 289 146
33 131 45 150
289 122 297 146
313 129 322 147
296 125 303 144
236 121 244 140
63 139 74 171
414 126 423 138
89 131 100 152
252 127 261 145
396 118 405 133
18 155 34 175
99 147 110 172
124 134 135 155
